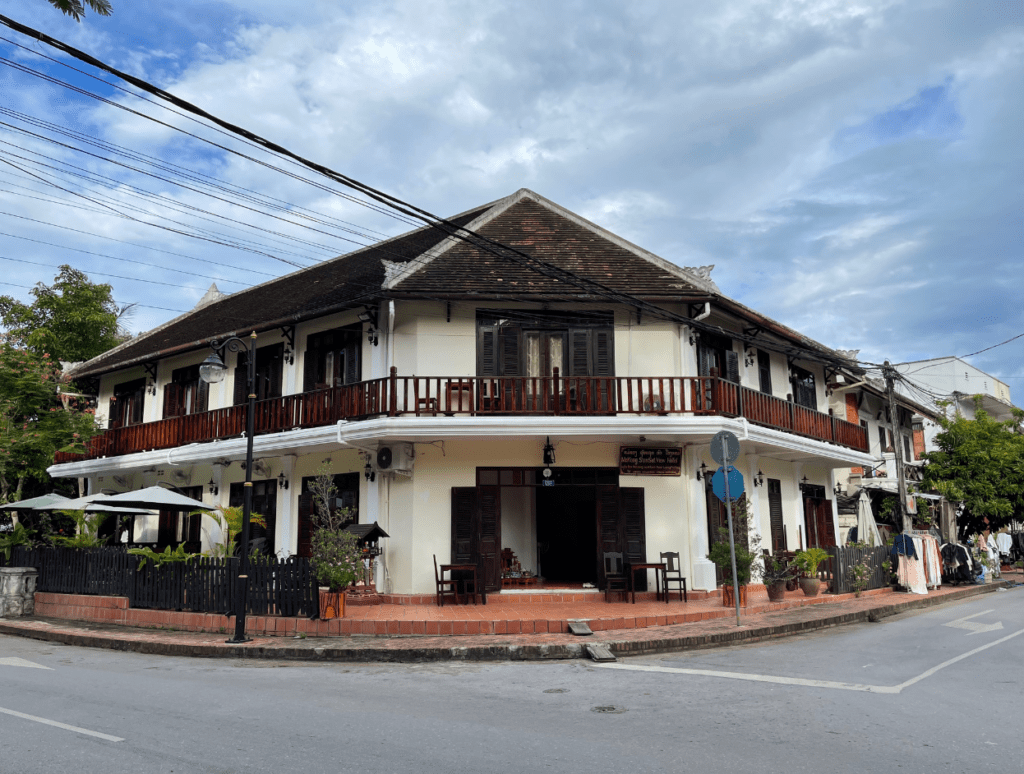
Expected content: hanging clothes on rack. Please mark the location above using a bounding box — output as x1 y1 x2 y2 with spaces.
895 534 928 594
917 534 942 589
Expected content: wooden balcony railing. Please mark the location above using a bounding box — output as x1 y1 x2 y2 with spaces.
53 368 868 463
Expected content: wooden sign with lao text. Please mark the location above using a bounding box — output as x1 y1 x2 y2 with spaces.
619 447 682 476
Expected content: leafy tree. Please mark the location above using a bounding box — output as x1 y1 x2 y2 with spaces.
0 336 98 505
920 398 1024 539
44 0 112 22
0 265 133 365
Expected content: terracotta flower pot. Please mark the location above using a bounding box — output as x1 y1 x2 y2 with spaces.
722 584 748 607
799 577 821 597
319 589 346 619
766 581 788 602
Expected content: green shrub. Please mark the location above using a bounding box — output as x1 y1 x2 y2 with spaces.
310 529 362 592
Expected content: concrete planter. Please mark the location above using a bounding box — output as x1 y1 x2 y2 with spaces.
0 567 38 617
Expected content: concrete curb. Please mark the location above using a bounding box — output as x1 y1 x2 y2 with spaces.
0 582 1010 663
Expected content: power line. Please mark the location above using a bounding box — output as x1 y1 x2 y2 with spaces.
960 332 1024 359
0 280 188 313
0 254 209 291
0 15 866 373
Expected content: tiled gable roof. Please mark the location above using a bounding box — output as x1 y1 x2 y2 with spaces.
70 206 489 378
389 194 711 299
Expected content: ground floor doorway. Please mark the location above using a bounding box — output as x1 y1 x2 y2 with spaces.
230 479 277 555
536 486 597 584
451 467 646 593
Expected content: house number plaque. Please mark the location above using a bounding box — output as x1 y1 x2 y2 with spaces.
619 447 682 476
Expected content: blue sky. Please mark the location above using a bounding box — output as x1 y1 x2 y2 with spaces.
0 0 1021 392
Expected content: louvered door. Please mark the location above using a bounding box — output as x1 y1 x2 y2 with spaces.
768 478 787 552
450 487 477 564
621 487 647 590
478 485 502 592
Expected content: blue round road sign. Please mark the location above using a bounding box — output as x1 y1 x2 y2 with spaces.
711 465 745 502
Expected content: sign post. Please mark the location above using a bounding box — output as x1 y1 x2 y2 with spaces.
710 430 743 626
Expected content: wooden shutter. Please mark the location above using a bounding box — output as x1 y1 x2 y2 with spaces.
697 343 715 377
767 478 786 552
194 380 209 414
818 500 836 547
725 350 740 384
157 510 178 545
758 350 772 395
234 355 247 406
596 484 621 587
344 339 360 385
478 485 501 592
594 328 614 410
568 329 591 376
500 327 521 376
302 344 318 392
477 325 498 377
450 487 477 564
163 382 182 418
264 343 284 399
296 492 314 558
621 487 646 591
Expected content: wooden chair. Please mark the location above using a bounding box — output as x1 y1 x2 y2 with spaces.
660 551 688 602
433 555 459 607
603 551 629 602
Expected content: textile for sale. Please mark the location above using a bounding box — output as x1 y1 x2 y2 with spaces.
918 535 942 589
897 536 928 595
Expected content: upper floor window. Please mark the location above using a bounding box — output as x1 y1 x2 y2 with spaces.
790 364 816 410
303 325 361 391
163 364 209 418
234 343 283 405
109 377 145 429
476 310 613 379
757 349 772 394
697 332 739 383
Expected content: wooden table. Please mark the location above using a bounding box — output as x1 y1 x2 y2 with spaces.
629 562 667 604
440 563 486 604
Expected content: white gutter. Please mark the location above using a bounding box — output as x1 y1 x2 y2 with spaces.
693 302 711 321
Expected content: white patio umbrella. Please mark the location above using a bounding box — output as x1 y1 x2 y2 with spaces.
51 492 153 515
0 492 71 511
88 486 212 512
856 491 882 547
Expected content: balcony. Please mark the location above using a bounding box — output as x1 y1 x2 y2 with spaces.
53 369 868 463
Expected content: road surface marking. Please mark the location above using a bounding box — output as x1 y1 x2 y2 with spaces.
0 706 124 742
0 657 52 670
895 628 1024 691
942 609 1003 635
593 662 900 693
596 627 1024 694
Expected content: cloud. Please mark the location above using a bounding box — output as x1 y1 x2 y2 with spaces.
0 0 1021 388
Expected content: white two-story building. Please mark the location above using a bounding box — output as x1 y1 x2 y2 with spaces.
51 189 873 597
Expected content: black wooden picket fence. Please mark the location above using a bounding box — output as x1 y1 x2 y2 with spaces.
827 544 888 594
3 546 319 618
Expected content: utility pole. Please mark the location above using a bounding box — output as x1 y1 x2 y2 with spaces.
883 360 912 534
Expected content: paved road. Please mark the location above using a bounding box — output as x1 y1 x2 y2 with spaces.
1 589 1021 774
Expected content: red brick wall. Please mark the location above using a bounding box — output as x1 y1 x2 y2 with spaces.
913 428 926 459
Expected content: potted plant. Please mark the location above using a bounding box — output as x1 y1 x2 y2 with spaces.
308 466 361 619
792 547 830 597
707 528 757 607
761 554 793 602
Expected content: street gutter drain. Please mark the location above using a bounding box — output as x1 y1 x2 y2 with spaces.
591 706 627 714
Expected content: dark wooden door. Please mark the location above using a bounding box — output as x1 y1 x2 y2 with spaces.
767 478 787 552
450 486 501 594
596 485 647 590
804 497 836 548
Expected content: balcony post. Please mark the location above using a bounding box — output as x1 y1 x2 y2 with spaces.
553 367 560 415
389 366 398 417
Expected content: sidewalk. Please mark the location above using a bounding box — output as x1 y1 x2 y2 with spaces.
1 575 1017 663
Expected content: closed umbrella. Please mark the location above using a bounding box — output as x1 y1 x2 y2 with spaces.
856 491 882 547
88 486 212 512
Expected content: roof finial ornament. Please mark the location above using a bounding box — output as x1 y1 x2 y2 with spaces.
682 265 719 291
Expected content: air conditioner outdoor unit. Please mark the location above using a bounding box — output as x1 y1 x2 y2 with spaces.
375 443 415 477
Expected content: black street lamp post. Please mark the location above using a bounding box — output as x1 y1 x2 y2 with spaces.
199 331 257 644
